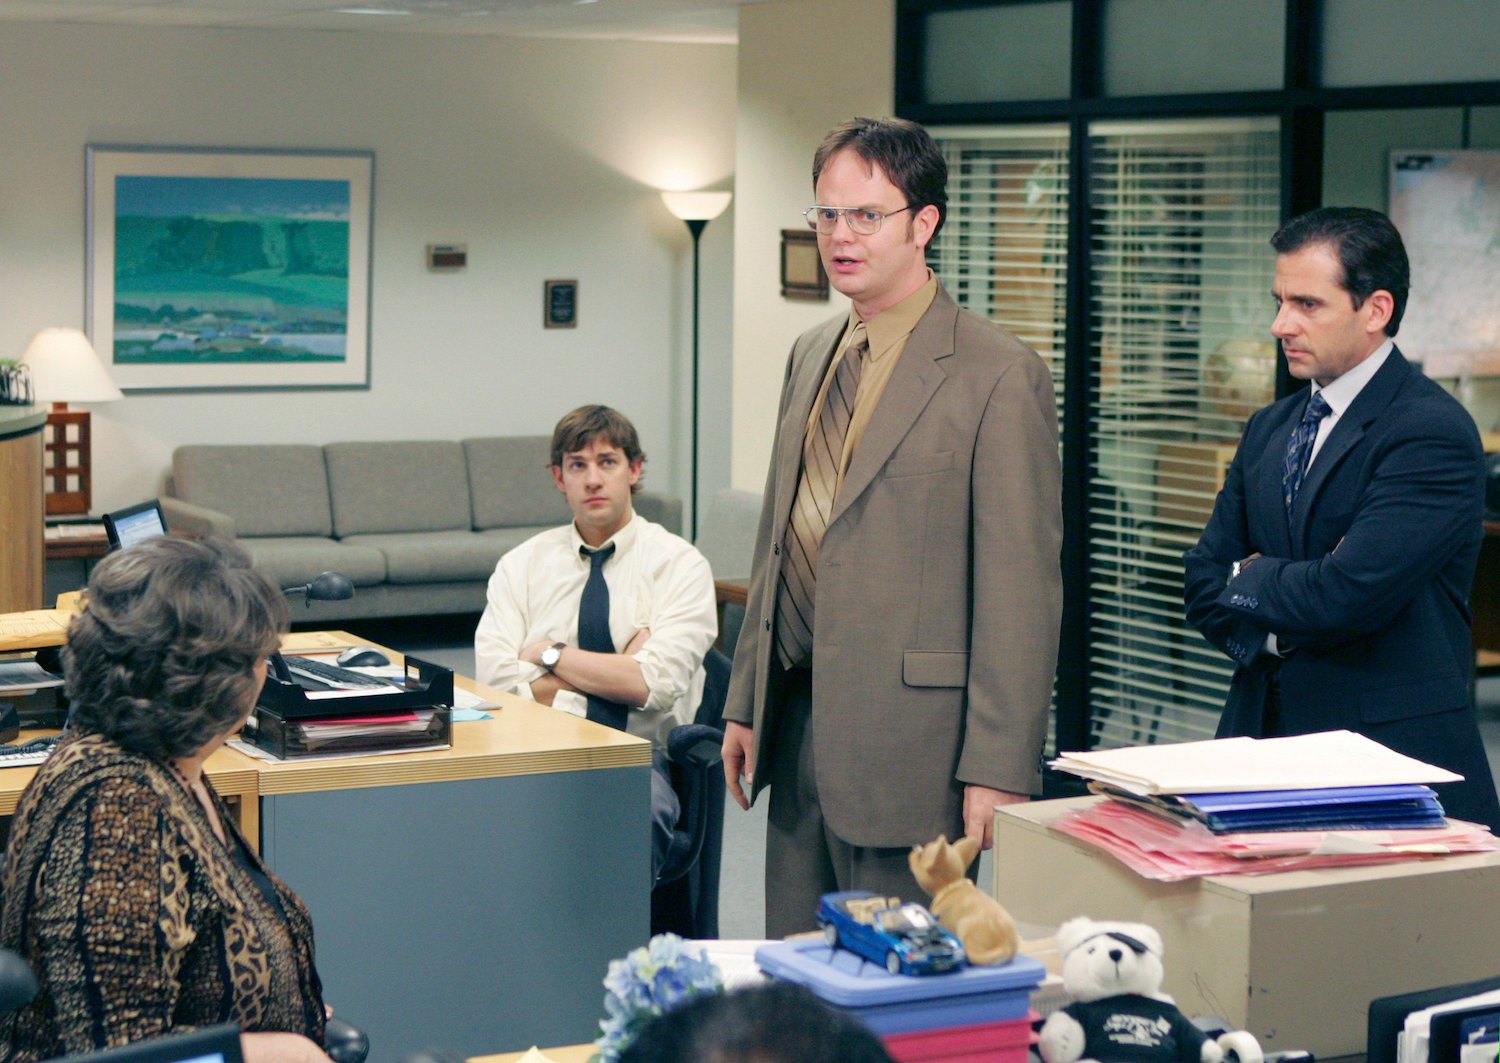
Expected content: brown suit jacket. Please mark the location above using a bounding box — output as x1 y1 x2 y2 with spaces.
723 284 1062 847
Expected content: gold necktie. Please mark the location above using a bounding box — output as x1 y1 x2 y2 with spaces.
775 323 868 669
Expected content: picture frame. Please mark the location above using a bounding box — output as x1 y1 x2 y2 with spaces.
86 145 374 391
545 279 578 328
780 228 828 300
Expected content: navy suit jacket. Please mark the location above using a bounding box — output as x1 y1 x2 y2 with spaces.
1183 349 1500 829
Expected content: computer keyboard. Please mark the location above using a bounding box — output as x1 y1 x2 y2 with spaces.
0 735 61 767
283 655 393 690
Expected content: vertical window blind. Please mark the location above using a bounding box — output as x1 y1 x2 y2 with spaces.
931 127 1070 427
930 126 1070 750
1087 117 1280 749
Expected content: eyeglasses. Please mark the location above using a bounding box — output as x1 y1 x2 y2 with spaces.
804 204 913 235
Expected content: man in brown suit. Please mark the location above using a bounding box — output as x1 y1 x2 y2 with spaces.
721 117 1063 935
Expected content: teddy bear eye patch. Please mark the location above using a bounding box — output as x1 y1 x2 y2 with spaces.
1082 931 1151 955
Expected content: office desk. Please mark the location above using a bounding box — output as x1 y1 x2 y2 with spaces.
0 743 261 839
236 633 654 1060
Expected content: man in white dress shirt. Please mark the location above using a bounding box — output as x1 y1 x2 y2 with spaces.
475 405 718 878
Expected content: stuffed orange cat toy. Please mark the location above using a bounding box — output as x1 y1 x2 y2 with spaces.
908 835 1019 965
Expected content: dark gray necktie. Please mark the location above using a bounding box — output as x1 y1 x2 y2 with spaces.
578 543 628 731
1282 392 1332 524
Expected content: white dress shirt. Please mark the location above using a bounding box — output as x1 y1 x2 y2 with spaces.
1306 338 1394 468
474 512 717 747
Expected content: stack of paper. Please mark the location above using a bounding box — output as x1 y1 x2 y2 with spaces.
1050 731 1462 795
1046 731 1494 880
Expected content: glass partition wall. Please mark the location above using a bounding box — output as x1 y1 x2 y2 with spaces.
898 0 1500 777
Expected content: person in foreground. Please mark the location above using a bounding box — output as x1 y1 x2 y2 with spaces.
474 404 717 881
0 536 332 1063
618 981 895 1063
721 116 1063 934
1183 206 1500 829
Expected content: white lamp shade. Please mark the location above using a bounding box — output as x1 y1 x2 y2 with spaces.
661 191 733 222
20 327 123 403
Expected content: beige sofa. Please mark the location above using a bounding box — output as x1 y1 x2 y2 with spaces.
160 438 681 621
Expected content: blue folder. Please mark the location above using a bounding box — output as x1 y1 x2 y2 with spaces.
1171 785 1445 833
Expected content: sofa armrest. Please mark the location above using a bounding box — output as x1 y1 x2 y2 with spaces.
161 496 237 540
635 491 682 536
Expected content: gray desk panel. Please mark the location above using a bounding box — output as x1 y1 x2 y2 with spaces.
262 764 650 1058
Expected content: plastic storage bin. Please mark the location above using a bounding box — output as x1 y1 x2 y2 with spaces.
755 938 1045 1034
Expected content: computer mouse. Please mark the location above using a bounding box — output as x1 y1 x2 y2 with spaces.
336 646 390 668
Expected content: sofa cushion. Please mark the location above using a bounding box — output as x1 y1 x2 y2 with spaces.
173 445 332 538
344 530 510 584
325 441 471 537
477 525 553 557
238 536 388 589
463 436 571 531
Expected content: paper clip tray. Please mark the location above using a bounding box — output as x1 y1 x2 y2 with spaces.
257 654 455 719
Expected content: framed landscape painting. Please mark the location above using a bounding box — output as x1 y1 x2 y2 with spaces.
86 146 373 391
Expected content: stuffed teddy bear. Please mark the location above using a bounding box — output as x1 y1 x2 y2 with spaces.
907 835 1019 965
1038 916 1262 1063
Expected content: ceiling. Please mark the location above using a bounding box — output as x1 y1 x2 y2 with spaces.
0 0 772 44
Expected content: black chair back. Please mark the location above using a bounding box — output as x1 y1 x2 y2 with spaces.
651 646 731 938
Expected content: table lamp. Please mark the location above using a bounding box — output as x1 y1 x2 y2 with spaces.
661 190 733 539
19 327 123 516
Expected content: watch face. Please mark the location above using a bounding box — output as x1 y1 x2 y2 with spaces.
542 645 561 668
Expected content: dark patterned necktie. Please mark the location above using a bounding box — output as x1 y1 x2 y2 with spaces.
1282 392 1332 523
775 323 868 669
578 542 628 731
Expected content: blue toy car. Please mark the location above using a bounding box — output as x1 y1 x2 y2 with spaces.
816 890 967 975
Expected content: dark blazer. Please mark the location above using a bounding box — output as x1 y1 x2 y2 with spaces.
722 283 1063 847
1184 348 1500 828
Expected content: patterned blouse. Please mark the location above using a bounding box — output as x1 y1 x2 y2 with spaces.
0 731 326 1061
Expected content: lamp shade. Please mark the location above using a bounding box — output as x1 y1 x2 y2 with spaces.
661 191 733 222
19 327 123 404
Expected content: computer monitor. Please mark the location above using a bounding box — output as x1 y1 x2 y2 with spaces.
103 499 169 551
55 1024 243 1063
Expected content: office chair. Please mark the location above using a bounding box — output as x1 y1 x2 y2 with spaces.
0 948 38 1015
651 646 731 939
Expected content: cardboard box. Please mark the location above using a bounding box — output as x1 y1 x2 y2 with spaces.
992 797 1500 1058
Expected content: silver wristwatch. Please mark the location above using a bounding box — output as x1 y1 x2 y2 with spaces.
540 642 566 672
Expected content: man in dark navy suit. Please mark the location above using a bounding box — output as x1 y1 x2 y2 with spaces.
1184 207 1500 829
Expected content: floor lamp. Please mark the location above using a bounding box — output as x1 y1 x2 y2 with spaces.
19 327 123 516
662 190 732 540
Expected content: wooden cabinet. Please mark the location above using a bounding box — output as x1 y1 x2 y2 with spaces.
0 406 46 612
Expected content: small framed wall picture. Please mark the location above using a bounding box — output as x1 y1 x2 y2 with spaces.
545 279 578 328
781 229 828 300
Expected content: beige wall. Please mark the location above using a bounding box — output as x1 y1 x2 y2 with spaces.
0 24 735 513
730 0 895 491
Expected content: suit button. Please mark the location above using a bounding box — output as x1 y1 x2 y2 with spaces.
774 542 780 555
764 618 771 631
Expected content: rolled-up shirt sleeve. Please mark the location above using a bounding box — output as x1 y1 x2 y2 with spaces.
475 547 544 699
632 546 717 719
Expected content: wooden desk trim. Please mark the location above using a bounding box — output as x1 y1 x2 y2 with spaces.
0 741 262 843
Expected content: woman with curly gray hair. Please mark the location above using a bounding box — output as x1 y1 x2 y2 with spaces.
0 536 333 1063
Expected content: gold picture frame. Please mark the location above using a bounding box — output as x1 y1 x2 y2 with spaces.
780 229 828 300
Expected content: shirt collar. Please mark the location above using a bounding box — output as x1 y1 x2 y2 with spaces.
1312 337 1393 417
570 509 641 559
843 272 938 365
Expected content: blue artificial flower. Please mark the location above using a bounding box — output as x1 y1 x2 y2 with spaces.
592 933 724 1063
